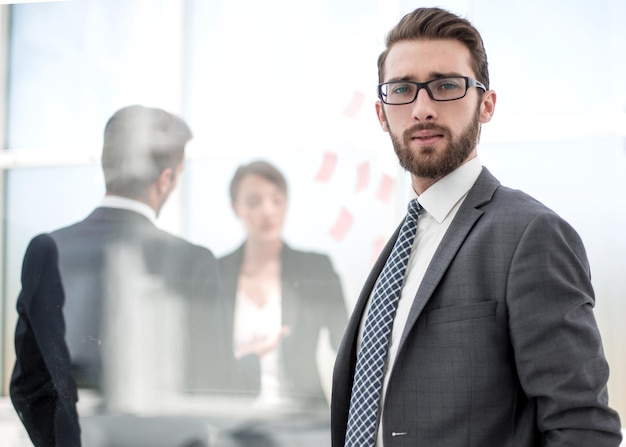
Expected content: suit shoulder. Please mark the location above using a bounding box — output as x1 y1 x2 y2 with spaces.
28 232 57 250
284 245 331 262
156 228 217 260
282 245 336 274
492 184 562 218
477 169 554 216
489 185 584 240
218 246 242 264
49 217 94 245
22 233 60 267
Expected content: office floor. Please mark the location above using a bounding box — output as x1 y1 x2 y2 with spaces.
0 398 30 447
1 396 623 447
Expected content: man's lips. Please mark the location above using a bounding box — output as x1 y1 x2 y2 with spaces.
413 130 443 139
411 131 444 145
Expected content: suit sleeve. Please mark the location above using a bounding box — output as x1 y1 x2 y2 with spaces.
10 234 81 447
507 213 622 446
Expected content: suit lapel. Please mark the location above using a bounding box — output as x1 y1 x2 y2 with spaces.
398 168 500 348
337 224 402 366
220 244 245 324
280 244 299 329
337 168 500 371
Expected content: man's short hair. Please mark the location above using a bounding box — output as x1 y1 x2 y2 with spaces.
377 7 490 89
101 105 193 198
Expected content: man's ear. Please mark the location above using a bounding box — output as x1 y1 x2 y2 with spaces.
375 101 390 132
156 167 174 194
479 90 496 124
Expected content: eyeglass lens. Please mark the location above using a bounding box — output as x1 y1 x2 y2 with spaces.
381 77 470 104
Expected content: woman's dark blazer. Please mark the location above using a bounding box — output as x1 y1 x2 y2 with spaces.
218 242 348 403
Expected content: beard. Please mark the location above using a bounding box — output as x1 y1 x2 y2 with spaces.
389 108 480 179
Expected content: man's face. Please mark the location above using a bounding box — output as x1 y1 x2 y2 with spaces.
376 39 496 181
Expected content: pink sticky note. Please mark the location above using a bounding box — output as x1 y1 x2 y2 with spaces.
329 207 354 242
343 90 365 119
314 152 338 183
355 161 370 192
376 174 395 203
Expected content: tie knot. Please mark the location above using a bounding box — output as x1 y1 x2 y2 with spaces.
407 198 422 221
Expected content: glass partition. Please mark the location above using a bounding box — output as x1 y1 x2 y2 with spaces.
1 0 624 444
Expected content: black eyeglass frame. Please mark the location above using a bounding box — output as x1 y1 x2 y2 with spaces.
377 76 487 105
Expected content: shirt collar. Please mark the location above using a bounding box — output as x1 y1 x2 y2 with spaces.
417 157 482 223
99 195 157 224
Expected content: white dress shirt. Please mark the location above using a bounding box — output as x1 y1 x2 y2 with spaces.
233 288 287 407
100 195 157 224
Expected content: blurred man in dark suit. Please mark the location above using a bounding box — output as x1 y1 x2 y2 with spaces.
10 105 257 447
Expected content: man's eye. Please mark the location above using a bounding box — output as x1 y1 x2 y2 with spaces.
441 83 460 90
435 80 461 90
391 84 414 95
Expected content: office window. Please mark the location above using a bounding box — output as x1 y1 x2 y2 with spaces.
1 0 624 443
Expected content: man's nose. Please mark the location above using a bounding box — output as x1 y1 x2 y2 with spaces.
411 88 436 121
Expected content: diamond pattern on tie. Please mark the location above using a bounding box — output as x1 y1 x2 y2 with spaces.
345 199 421 447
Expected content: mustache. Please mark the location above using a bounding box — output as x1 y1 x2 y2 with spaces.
405 123 450 134
403 123 451 145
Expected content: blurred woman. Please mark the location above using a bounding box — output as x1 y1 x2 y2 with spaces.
218 160 348 408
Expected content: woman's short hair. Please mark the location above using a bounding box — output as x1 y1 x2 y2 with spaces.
229 160 288 203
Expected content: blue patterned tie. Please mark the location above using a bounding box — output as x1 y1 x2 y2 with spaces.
345 198 421 447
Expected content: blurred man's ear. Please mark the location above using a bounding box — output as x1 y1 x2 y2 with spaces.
157 163 184 194
157 167 174 195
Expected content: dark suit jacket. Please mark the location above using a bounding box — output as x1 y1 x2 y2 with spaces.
219 243 348 403
11 207 257 447
11 234 81 447
331 168 622 446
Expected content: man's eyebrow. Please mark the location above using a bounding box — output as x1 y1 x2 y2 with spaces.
384 72 465 83
429 71 464 79
385 76 416 83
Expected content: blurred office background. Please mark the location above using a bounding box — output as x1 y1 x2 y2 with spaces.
0 0 624 444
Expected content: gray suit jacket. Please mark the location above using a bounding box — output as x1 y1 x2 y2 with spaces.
331 168 622 446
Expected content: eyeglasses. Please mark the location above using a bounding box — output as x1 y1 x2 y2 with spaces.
378 76 486 105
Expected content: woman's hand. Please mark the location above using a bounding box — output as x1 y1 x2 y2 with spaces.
235 325 291 358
